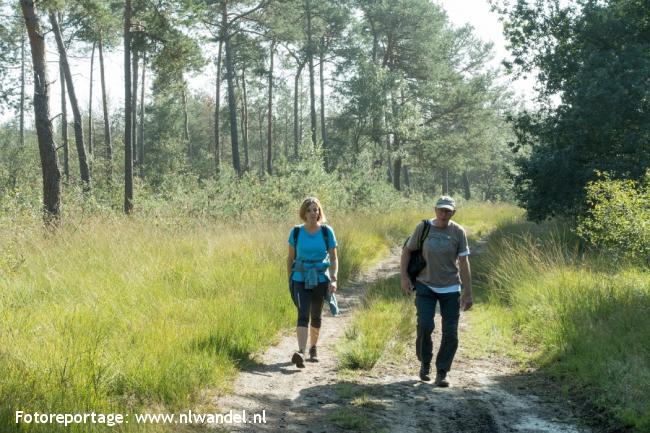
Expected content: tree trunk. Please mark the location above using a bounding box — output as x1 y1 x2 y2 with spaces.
403 165 411 189
393 157 402 191
283 104 288 158
369 20 382 150
88 41 95 156
258 109 265 175
293 61 304 159
300 76 304 147
319 36 328 168
214 39 223 174
369 18 378 64
59 61 69 182
442 168 449 195
20 28 25 148
182 84 190 157
391 90 400 190
306 0 317 148
138 52 146 177
386 134 392 184
462 170 471 200
284 105 289 158
267 40 275 174
131 48 139 164
240 66 249 172
98 33 112 180
49 11 91 191
21 0 61 223
124 0 133 214
222 4 241 176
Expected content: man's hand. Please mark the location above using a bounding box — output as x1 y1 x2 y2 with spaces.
329 281 337 293
461 292 473 311
401 276 412 295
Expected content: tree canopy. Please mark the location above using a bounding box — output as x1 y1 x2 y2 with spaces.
495 0 650 220
3 0 517 219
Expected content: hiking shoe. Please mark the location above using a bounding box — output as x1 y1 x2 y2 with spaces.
308 346 319 362
434 371 449 387
291 351 305 368
419 363 431 381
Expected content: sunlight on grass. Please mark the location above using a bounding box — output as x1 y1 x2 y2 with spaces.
0 210 417 433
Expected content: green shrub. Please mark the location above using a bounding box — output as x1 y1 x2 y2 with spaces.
577 171 650 266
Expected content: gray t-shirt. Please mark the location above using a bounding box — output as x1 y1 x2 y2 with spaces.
406 219 470 290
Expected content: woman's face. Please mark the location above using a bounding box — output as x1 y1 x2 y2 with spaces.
306 203 320 223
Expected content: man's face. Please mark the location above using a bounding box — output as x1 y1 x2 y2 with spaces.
435 207 454 226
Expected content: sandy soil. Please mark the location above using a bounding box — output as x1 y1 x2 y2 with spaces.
211 251 592 433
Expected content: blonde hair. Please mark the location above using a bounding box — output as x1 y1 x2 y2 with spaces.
299 197 326 222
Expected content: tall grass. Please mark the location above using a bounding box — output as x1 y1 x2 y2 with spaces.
339 277 414 370
0 209 419 432
474 221 650 431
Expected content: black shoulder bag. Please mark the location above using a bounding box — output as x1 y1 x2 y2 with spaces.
404 220 431 285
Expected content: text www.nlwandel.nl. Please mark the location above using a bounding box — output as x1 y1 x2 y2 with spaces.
134 410 266 424
15 410 267 427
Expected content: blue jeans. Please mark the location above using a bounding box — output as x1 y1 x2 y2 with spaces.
414 283 460 373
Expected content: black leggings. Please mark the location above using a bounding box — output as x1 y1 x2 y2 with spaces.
293 281 328 328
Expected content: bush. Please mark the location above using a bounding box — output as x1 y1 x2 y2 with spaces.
0 144 414 226
577 171 650 266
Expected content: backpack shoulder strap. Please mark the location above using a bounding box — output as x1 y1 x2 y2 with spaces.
418 219 431 249
293 226 301 249
321 224 330 250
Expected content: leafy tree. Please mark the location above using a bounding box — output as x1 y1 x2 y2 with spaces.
195 0 272 176
72 1 122 176
0 5 21 112
333 0 513 194
126 0 204 186
1 4 31 146
494 0 650 220
49 10 92 190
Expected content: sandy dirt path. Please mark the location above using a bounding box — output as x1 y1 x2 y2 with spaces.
212 250 592 433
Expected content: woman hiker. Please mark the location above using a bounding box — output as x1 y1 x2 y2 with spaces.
400 195 473 386
287 197 338 368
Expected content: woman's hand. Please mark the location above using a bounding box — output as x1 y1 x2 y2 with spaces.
329 280 337 293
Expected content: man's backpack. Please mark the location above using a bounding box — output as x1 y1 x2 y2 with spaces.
404 220 431 285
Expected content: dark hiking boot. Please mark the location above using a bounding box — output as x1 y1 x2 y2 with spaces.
308 346 319 362
291 351 305 368
419 363 431 381
434 371 449 387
